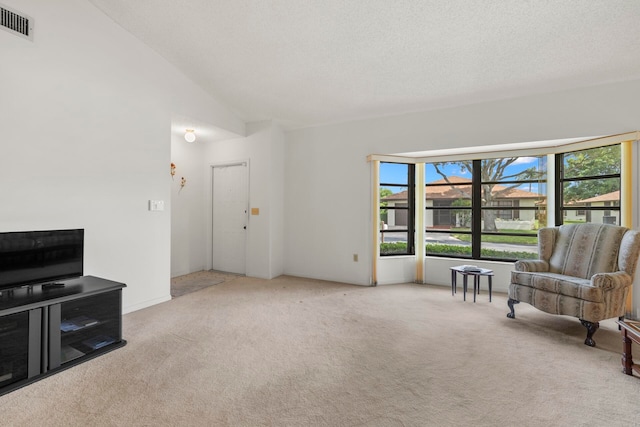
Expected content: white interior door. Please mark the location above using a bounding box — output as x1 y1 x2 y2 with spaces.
211 163 248 274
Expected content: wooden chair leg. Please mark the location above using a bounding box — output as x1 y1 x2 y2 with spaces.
580 319 599 347
507 298 519 318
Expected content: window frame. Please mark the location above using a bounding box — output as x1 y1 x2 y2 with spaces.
371 134 632 265
555 144 621 226
424 157 547 261
379 162 415 256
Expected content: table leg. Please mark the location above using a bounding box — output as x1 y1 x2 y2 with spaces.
463 274 467 301
473 275 479 303
622 329 634 375
488 275 492 302
451 270 456 296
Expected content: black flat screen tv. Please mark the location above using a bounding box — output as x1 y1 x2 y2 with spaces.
0 229 84 291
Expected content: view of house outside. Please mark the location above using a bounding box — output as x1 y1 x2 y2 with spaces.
561 144 621 225
379 144 621 260
379 163 414 255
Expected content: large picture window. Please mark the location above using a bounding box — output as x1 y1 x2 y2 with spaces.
374 141 624 262
379 162 415 255
557 144 621 225
425 156 546 261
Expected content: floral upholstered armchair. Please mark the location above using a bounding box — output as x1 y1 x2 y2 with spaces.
508 223 640 347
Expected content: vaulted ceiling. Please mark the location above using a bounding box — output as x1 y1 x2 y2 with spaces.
89 0 640 129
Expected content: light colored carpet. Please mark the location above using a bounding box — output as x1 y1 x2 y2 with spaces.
1 276 639 426
171 270 240 298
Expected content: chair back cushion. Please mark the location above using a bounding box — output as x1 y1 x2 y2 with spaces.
548 223 627 279
619 229 640 277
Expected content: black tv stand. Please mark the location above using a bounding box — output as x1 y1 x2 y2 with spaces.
42 282 66 289
0 276 126 396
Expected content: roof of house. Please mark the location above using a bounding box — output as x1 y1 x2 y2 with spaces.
574 190 620 204
382 176 542 201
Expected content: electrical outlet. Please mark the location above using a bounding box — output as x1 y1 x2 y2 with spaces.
353 254 358 262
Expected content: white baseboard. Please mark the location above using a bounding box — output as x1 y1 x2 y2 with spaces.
123 294 171 314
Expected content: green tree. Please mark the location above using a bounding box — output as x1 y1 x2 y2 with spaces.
433 158 544 232
562 145 620 202
379 188 393 224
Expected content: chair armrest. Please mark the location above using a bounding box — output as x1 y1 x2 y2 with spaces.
591 271 633 289
515 260 549 272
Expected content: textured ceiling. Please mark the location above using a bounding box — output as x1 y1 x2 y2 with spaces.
88 0 640 129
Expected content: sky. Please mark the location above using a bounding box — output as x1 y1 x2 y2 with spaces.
380 157 546 194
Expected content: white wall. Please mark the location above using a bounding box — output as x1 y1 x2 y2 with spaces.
284 80 640 305
170 136 207 277
0 0 244 313
201 121 284 279
270 124 286 278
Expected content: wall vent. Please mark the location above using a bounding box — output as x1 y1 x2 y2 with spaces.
0 3 33 41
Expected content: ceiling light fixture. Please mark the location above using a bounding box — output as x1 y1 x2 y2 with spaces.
184 129 196 143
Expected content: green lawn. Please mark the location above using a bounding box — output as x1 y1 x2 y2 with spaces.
451 228 537 244
380 227 539 258
380 242 538 259
425 243 537 260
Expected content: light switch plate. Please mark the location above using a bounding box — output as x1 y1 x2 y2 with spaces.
149 200 164 211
